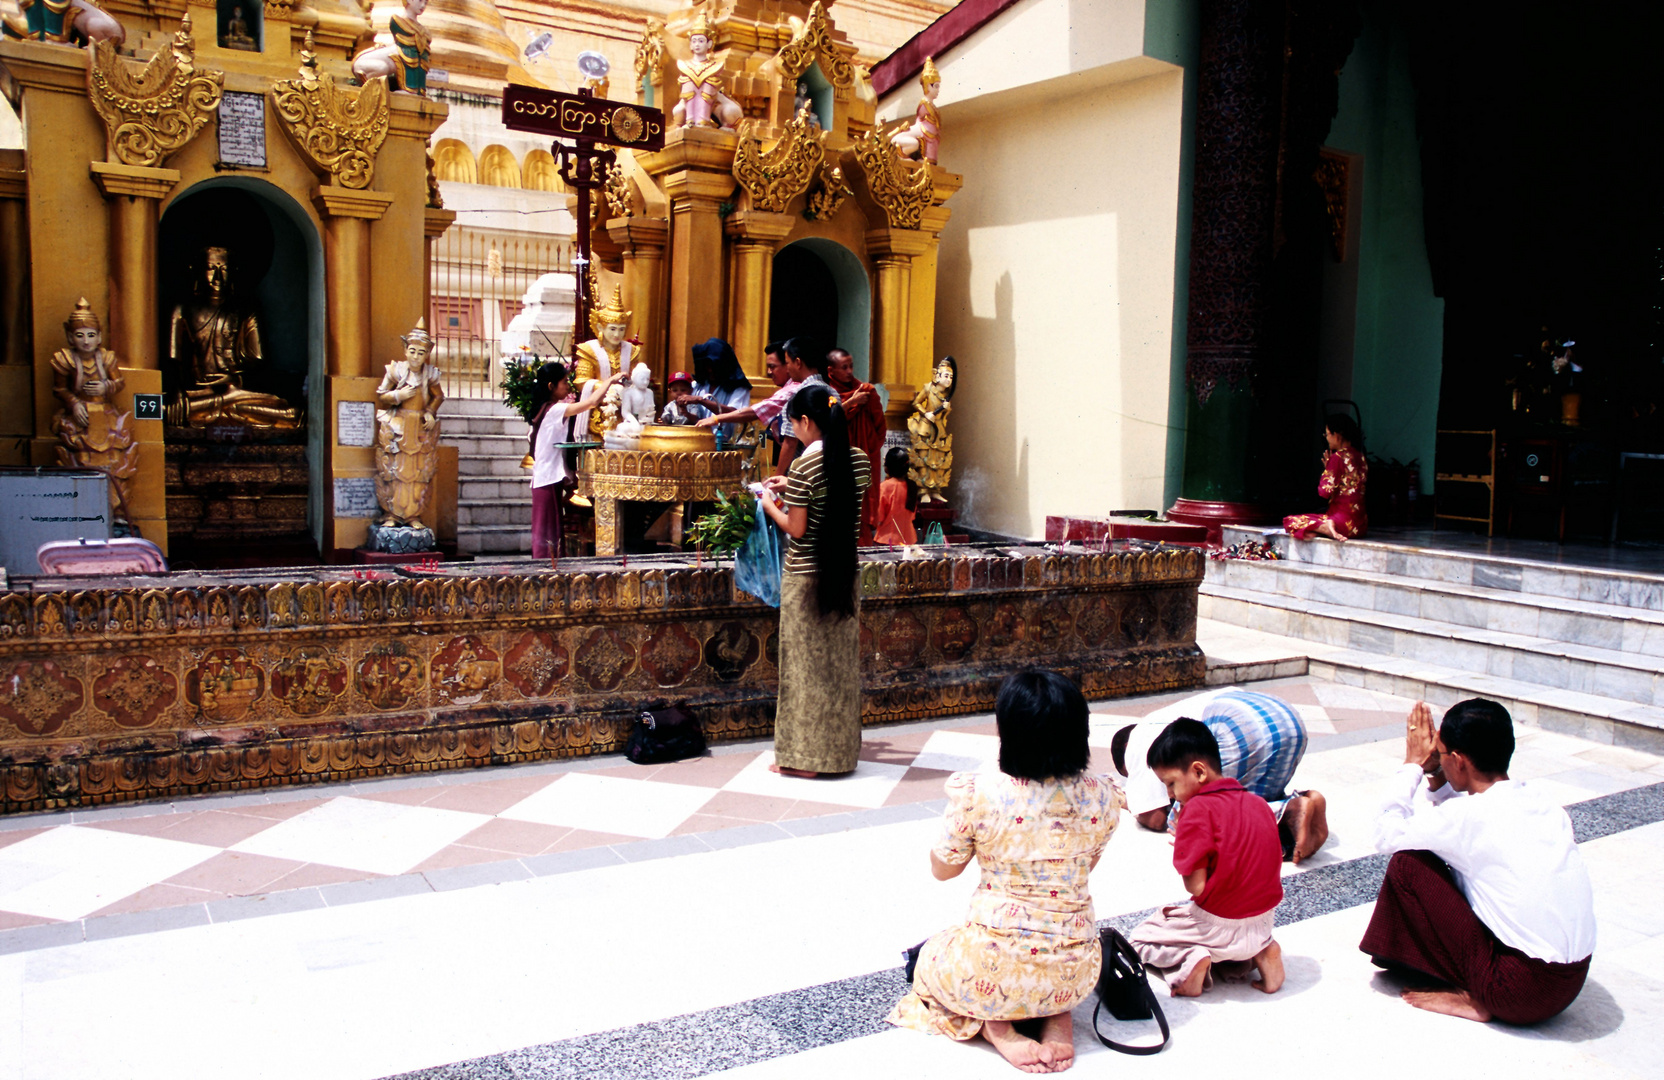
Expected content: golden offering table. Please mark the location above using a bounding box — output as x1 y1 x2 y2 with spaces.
577 430 750 555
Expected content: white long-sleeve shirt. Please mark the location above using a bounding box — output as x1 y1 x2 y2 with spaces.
1373 763 1595 964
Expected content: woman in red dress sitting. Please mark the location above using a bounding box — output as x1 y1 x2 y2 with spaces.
1284 414 1368 542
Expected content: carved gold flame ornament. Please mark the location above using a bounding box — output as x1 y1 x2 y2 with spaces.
271 31 391 190
776 1 853 88
852 127 933 229
732 107 823 213
87 16 225 169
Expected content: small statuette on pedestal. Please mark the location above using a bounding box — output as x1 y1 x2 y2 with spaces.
603 363 656 449
793 81 822 130
51 298 138 523
907 355 956 503
351 0 430 96
370 319 444 552
671 12 741 130
890 55 941 164
222 5 257 49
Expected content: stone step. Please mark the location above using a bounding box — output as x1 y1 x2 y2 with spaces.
1221 525 1664 612
456 453 530 479
444 398 523 418
1199 584 1664 708
457 499 533 527
456 524 533 556
1206 557 1664 657
457 477 534 502
443 432 528 457
443 415 532 437
1195 620 1663 752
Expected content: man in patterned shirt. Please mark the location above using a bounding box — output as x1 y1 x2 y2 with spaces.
1111 688 1330 863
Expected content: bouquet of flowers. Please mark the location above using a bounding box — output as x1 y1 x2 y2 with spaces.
501 350 548 424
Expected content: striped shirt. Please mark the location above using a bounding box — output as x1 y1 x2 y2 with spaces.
781 443 871 575
1204 690 1308 803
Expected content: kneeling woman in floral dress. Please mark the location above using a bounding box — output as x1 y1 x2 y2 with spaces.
889 670 1123 1073
1284 413 1368 542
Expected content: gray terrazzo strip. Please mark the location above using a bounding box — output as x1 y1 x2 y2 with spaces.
384 781 1664 1080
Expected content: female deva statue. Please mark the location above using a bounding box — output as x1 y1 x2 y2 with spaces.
907 355 956 504
671 12 742 129
890 56 942 163
373 319 444 533
50 298 138 523
351 0 431 95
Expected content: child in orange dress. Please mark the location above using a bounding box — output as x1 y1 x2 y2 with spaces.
874 446 919 546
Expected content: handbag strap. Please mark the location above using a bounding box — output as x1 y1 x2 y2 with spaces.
1090 980 1170 1055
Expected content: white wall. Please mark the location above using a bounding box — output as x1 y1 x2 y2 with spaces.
877 0 1189 538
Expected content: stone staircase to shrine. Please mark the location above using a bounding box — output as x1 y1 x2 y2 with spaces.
442 399 533 556
1200 525 1664 752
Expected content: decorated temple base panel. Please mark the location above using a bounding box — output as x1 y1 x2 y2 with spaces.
0 544 1204 814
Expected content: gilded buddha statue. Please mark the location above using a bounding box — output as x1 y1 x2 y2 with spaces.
167 245 301 430
572 286 639 440
907 355 956 503
50 298 138 521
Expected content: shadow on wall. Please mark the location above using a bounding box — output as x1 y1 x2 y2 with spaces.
934 263 1023 534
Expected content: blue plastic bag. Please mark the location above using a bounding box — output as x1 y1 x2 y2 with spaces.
734 496 784 607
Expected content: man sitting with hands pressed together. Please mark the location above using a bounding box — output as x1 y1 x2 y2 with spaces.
1363 698 1595 1024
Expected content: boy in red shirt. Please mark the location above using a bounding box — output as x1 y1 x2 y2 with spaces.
1129 718 1286 997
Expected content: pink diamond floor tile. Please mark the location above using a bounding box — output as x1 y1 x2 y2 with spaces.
0 910 54 930
694 790 860 823
82 814 199 840
0 828 48 852
260 861 380 892
219 797 336 823
449 819 576 857
162 851 307 896
89 882 225 918
881 767 955 807
411 844 521 872
642 753 759 789
420 775 564 814
542 828 640 852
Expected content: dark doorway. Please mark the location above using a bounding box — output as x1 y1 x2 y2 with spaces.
769 245 838 360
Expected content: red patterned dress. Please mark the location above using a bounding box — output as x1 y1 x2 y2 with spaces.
1284 444 1368 539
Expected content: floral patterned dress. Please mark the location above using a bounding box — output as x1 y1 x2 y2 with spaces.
1283 444 1368 539
888 770 1123 1039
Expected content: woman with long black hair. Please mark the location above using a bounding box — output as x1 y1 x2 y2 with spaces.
757 383 871 777
527 362 624 559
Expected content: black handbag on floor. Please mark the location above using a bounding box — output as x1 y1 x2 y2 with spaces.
624 705 706 764
1091 927 1170 1055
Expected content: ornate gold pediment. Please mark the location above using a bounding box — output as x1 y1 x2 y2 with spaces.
270 34 390 190
732 108 823 213
850 127 932 229
803 162 850 221
87 16 224 169
776 1 853 88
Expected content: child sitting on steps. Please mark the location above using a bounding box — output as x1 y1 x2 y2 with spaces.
1130 718 1286 997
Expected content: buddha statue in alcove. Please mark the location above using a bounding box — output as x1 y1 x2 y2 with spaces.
166 245 302 430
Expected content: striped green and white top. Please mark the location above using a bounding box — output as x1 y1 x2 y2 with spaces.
781 443 871 576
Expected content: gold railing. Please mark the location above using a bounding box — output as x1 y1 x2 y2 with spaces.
430 226 576 399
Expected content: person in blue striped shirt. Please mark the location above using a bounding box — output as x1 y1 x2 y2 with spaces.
1110 689 1330 863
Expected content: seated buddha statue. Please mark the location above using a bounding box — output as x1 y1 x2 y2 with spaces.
166 245 302 430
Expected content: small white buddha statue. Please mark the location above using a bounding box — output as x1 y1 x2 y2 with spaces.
604 362 656 448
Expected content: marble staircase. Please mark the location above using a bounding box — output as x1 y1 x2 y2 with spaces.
442 399 533 556
1201 525 1664 751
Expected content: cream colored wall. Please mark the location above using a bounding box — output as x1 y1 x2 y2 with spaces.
926 67 1186 538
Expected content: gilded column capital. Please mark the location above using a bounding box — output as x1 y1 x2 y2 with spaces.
606 217 669 253
864 227 933 261
423 206 456 239
89 160 182 201
272 36 391 190
723 209 796 245
87 17 224 170
312 184 395 220
0 37 93 95
637 124 739 179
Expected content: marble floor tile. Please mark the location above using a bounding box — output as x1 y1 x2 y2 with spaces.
720 752 909 809
693 789 860 823
231 798 491 875
444 819 574 857
909 730 1001 774
498 773 719 838
0 825 218 921
87 881 223 918
161 851 305 896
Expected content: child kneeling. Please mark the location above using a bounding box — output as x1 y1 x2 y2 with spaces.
1130 718 1286 996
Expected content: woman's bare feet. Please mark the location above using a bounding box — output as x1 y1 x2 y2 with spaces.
1315 519 1347 542
1402 988 1491 1021
1251 939 1284 993
1173 957 1211 997
982 1020 1053 1073
1038 1013 1074 1072
1283 791 1330 863
769 763 820 779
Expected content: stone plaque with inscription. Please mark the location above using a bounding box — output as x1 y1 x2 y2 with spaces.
333 476 379 518
337 400 376 447
217 91 266 168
